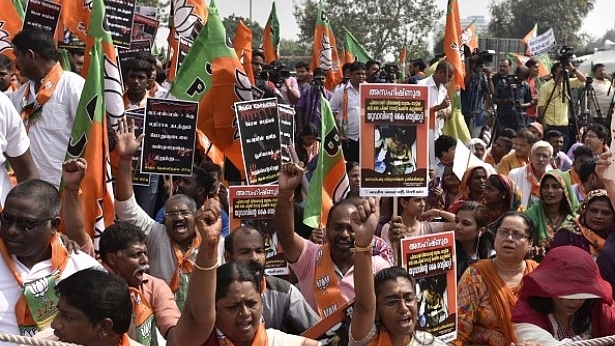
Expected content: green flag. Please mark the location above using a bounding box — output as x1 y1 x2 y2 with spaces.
262 2 280 63
344 27 372 63
303 96 350 228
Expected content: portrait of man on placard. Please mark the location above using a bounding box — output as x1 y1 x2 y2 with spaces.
375 125 417 175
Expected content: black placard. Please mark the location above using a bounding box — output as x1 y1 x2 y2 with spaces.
175 37 193 74
23 0 61 34
103 0 136 49
235 98 281 185
140 98 198 176
131 14 159 45
277 104 295 164
125 108 150 186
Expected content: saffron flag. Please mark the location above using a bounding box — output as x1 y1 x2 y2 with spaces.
65 0 115 242
461 20 478 52
233 20 255 85
0 0 25 59
522 24 538 55
341 48 353 65
261 2 280 63
171 0 252 177
343 27 371 63
168 0 208 80
311 1 343 91
303 96 349 228
443 0 465 90
505 52 552 78
60 0 91 43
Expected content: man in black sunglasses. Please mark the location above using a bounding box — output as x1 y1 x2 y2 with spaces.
0 179 102 340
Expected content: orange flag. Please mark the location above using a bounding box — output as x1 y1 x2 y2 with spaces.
522 24 537 55
443 0 465 90
0 0 24 59
461 21 478 52
60 0 91 44
311 1 342 91
167 0 208 81
261 2 279 63
233 20 255 85
196 129 224 167
341 48 353 64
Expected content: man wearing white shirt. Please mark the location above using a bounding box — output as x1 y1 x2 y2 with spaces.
329 61 365 163
9 28 85 188
418 61 452 166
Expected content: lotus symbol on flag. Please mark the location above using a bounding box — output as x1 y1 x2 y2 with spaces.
0 22 12 54
461 28 472 47
234 68 252 102
26 277 50 298
318 32 333 72
84 0 93 10
140 319 153 338
103 54 125 126
173 0 201 39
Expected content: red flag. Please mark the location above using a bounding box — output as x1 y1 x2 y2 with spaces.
167 0 208 81
0 0 24 59
311 2 342 91
443 0 465 90
233 20 255 85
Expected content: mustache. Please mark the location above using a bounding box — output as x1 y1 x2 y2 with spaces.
246 261 265 274
132 264 150 276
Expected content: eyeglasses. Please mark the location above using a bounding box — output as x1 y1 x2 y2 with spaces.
381 296 417 309
496 228 529 242
0 213 55 232
164 210 194 218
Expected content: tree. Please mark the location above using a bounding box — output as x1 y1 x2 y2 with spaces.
488 0 595 47
222 14 264 51
293 0 442 61
279 38 312 67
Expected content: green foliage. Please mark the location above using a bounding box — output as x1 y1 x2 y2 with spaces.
222 14 264 51
584 29 615 52
488 0 595 47
293 0 442 61
279 39 312 67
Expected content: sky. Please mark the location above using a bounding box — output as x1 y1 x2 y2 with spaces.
215 0 614 43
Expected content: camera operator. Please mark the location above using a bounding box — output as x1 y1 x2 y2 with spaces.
365 59 381 83
252 51 285 102
461 51 493 137
295 68 332 133
492 58 528 132
537 60 586 151
270 60 300 105
524 58 542 124
590 63 612 126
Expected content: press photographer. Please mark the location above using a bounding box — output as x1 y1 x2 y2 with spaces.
295 68 332 132
491 58 531 133
461 49 494 137
376 63 402 83
266 60 300 105
252 51 286 103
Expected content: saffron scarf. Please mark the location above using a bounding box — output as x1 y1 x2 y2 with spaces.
128 286 156 345
123 92 147 110
21 62 64 132
525 164 541 203
313 244 345 318
119 334 134 346
216 322 268 346
168 233 201 311
577 189 611 256
472 259 538 344
0 233 68 335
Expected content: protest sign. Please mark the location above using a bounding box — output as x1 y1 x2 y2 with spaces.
125 108 150 186
103 0 136 48
278 104 295 163
235 98 281 185
527 28 557 56
131 14 159 44
118 40 151 69
302 300 354 345
140 98 198 176
23 0 61 33
401 232 457 342
359 83 430 196
175 37 193 75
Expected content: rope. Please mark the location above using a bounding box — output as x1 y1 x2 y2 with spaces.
561 335 615 346
0 332 80 346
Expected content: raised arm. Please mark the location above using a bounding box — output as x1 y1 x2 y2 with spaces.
7 150 38 182
173 198 221 346
115 117 144 201
275 162 306 262
61 158 92 250
596 152 615 209
350 197 380 342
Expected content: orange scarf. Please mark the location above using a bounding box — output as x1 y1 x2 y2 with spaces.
313 244 345 318
119 333 134 346
128 286 155 345
217 322 268 346
472 259 538 344
123 91 147 110
21 62 64 132
569 167 581 186
365 328 393 346
0 233 68 335
169 233 201 309
526 164 541 201
575 217 606 257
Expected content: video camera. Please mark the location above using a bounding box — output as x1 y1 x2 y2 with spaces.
376 63 401 83
505 75 521 85
258 61 291 88
313 75 326 87
555 46 575 66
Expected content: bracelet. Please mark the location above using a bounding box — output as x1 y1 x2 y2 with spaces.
278 190 294 201
193 262 218 271
120 155 134 161
350 243 373 253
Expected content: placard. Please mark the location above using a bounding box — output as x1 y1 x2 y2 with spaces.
302 299 353 344
235 98 281 185
401 232 457 342
140 98 198 176
229 185 278 221
118 41 151 70
23 0 61 33
103 0 137 49
135 5 157 19
359 84 430 196
131 14 159 44
278 104 295 163
527 28 557 56
125 108 150 186
175 36 193 75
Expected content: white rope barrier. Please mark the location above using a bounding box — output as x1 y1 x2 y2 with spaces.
561 335 615 346
0 333 80 346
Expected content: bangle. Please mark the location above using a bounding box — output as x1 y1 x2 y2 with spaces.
350 243 373 253
120 155 133 161
193 262 217 271
278 190 294 201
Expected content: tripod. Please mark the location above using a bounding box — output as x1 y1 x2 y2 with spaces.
467 67 498 146
575 78 600 129
540 66 578 150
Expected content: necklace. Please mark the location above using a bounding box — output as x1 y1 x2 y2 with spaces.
547 213 565 238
